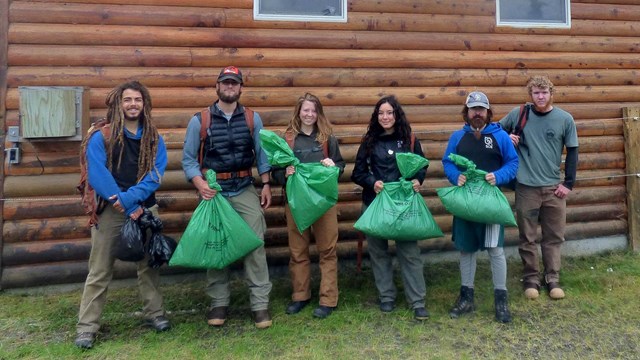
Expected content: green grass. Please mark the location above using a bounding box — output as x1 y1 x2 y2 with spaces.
1 251 639 359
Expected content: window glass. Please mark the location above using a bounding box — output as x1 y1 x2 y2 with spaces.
497 0 570 28
254 0 346 22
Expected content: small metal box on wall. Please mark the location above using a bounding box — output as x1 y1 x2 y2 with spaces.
17 86 90 141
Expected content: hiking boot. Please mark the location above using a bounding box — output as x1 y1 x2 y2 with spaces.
206 306 228 327
547 282 566 300
449 286 475 319
414 307 430 321
285 300 310 315
74 332 96 349
379 301 395 313
494 289 512 323
144 315 171 332
523 282 540 300
253 309 272 329
312 305 336 319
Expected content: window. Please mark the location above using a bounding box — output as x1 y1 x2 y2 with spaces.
254 0 347 23
496 0 570 28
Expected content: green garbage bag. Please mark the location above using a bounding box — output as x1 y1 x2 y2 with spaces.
436 153 517 227
259 129 339 233
354 152 443 241
169 170 264 269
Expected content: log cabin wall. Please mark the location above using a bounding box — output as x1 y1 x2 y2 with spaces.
1 0 638 288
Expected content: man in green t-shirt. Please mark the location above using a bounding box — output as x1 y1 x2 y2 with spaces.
499 75 578 301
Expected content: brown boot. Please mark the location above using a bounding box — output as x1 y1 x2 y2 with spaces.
253 309 272 329
206 306 228 326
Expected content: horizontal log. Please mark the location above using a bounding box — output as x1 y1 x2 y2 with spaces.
6 86 640 110
1 146 625 197
8 67 640 89
2 187 626 243
2 103 630 132
2 134 624 177
9 3 640 38
9 45 640 70
20 0 254 8
0 219 628 289
573 3 640 21
10 23 640 54
2 199 625 266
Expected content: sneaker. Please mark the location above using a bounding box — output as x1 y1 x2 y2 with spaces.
253 309 272 329
379 301 395 313
144 315 171 332
206 306 228 327
285 300 310 315
414 307 430 321
523 282 540 300
74 332 96 349
547 282 566 300
312 305 336 319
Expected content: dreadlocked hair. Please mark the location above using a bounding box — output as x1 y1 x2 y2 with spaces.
104 81 161 183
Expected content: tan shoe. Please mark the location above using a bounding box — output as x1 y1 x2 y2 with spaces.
524 282 540 299
547 283 565 300
524 287 539 299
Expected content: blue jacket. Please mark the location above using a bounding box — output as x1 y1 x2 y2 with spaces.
442 122 518 187
87 125 167 216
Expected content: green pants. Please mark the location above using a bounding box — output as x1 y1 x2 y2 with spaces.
77 205 165 334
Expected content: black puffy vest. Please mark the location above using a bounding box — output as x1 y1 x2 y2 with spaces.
201 105 255 192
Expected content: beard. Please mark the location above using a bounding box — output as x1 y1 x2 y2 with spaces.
123 109 141 122
217 88 242 104
468 115 488 130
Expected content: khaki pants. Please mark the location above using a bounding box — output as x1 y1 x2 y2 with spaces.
286 204 339 307
515 184 566 285
77 205 165 334
205 186 272 311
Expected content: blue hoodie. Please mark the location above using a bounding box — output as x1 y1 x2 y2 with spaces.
86 125 167 216
442 122 518 187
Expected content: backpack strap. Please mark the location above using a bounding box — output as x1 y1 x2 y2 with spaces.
197 107 211 167
245 107 254 138
410 133 416 152
513 104 531 136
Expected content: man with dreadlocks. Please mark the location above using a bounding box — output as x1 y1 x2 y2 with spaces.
74 81 170 349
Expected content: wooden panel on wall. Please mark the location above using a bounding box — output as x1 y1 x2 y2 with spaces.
622 107 640 252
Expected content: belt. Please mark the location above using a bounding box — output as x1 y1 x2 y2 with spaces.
212 169 252 180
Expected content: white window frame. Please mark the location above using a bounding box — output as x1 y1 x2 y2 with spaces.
254 0 347 23
496 0 571 29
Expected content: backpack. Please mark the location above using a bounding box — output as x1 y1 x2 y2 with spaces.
77 119 112 226
197 106 254 166
284 130 329 158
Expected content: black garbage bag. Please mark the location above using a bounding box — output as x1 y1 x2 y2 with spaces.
138 208 163 232
112 217 145 262
148 232 178 269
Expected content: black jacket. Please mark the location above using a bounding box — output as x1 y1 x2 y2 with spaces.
351 132 427 206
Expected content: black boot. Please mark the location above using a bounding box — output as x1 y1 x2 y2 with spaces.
449 286 475 318
494 289 512 323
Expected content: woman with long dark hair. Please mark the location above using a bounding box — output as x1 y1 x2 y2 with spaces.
351 95 430 320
